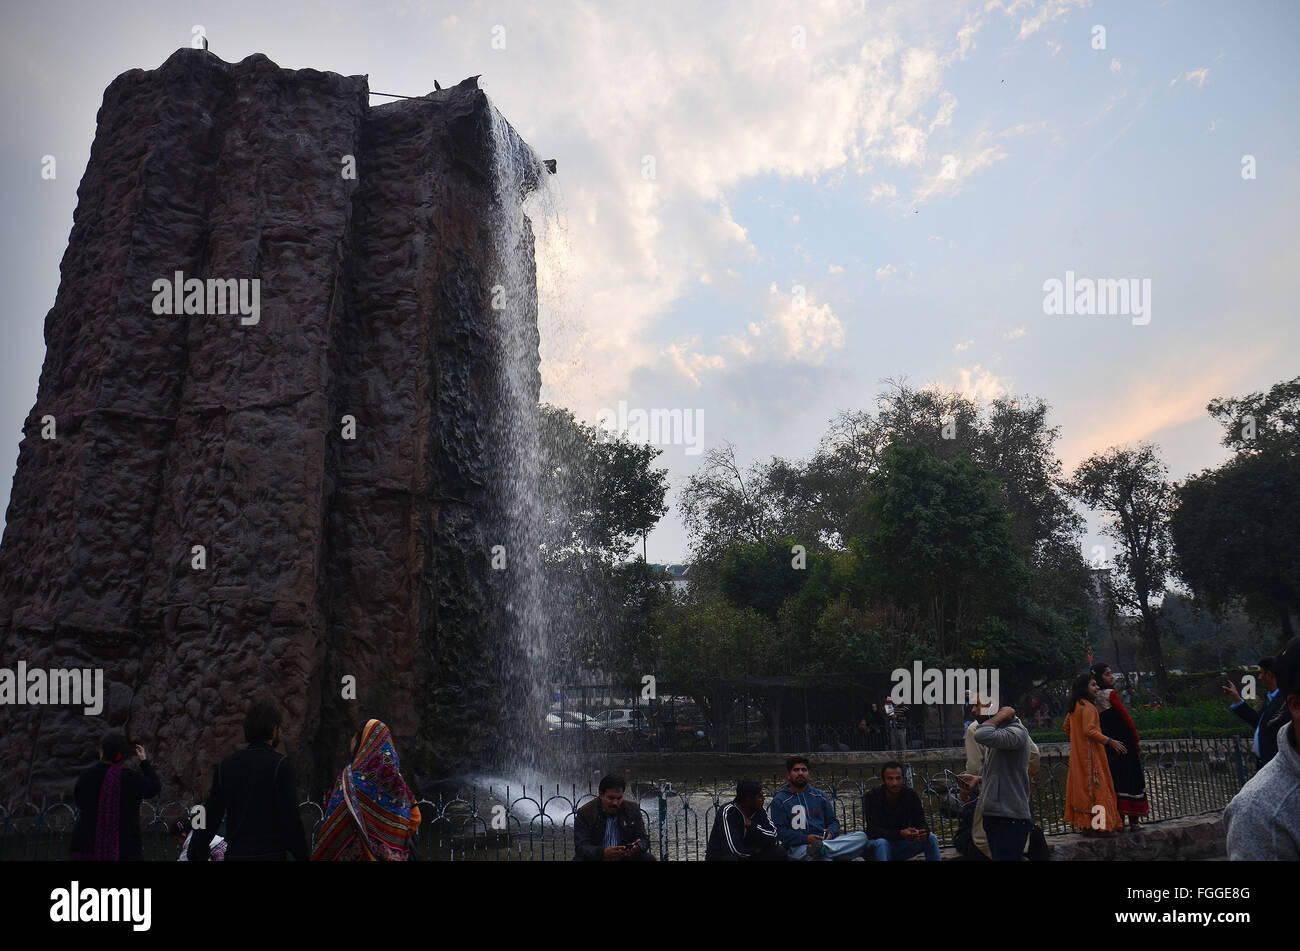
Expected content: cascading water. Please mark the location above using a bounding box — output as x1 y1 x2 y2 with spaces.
485 104 553 780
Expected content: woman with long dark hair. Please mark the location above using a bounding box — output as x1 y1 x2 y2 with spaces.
310 718 422 860
69 731 162 860
1091 662 1149 829
1062 673 1123 834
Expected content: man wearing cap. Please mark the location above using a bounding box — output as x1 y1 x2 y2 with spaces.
1224 636 1300 860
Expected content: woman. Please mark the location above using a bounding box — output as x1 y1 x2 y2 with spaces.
1062 673 1124 835
69 732 162 861
311 718 422 860
1091 662 1149 829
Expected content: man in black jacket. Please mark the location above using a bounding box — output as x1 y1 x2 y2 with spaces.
572 774 653 861
706 779 787 861
1224 657 1290 770
188 700 308 861
862 762 941 861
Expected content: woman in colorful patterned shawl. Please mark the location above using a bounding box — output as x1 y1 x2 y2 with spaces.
1062 673 1123 834
311 719 421 861
1091 662 1149 829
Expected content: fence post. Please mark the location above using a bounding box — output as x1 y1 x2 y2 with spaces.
657 787 668 860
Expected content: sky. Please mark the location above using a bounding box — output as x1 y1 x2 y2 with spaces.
1 0 1297 565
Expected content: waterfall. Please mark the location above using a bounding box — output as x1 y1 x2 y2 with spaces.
485 104 551 777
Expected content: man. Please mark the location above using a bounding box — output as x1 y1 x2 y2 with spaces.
770 756 870 860
971 705 1035 861
1223 657 1290 770
706 779 787 861
1224 636 1300 860
862 762 941 861
573 774 653 861
189 700 308 861
962 695 1042 860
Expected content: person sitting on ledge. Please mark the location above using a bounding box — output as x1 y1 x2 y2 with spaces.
862 762 941 861
573 774 653 861
706 779 787 861
770 756 870 860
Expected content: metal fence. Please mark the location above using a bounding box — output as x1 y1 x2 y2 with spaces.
1 735 1252 861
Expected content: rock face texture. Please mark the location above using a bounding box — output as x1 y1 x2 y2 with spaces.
0 49 544 802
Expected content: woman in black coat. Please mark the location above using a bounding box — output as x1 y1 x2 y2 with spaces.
69 732 161 860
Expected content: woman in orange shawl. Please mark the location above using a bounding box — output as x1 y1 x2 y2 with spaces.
1062 673 1124 834
311 718 422 860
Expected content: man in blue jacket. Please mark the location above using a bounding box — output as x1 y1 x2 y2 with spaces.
769 756 870 860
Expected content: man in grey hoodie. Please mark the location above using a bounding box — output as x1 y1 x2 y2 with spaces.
1224 635 1300 861
972 704 1034 861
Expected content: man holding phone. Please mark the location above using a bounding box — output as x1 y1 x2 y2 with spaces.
572 774 654 861
1224 658 1289 770
770 756 870 860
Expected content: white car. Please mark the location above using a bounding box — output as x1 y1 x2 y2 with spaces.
545 711 601 732
591 709 652 732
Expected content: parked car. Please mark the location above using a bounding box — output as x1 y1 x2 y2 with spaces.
544 711 601 732
591 708 653 733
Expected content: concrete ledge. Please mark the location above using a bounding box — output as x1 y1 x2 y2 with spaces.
940 812 1227 861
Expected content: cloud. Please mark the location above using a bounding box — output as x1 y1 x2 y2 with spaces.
827 264 844 275
664 337 726 387
1004 326 1027 340
1170 67 1210 88
1110 58 1121 74
951 364 1012 403
455 2 1033 416
723 285 845 365
875 263 897 280
1012 0 1091 41
954 339 974 352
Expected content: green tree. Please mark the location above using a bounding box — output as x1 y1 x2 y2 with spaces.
856 441 1028 661
1066 443 1176 693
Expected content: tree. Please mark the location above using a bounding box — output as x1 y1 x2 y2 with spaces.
1066 443 1176 693
1171 377 1300 644
536 404 670 682
1171 443 1300 643
538 404 668 562
856 441 1028 661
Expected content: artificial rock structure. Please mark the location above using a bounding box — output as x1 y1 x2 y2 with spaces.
0 49 546 801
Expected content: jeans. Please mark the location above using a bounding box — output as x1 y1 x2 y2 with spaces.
786 831 871 861
982 816 1033 861
868 833 941 861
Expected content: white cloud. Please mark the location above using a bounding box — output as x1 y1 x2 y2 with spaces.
1004 326 1027 340
1110 58 1121 74
1171 67 1211 89
951 364 1012 403
664 337 726 387
875 263 897 280
1012 0 1091 41
954 339 974 352
870 182 899 202
827 264 844 275
723 285 845 365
